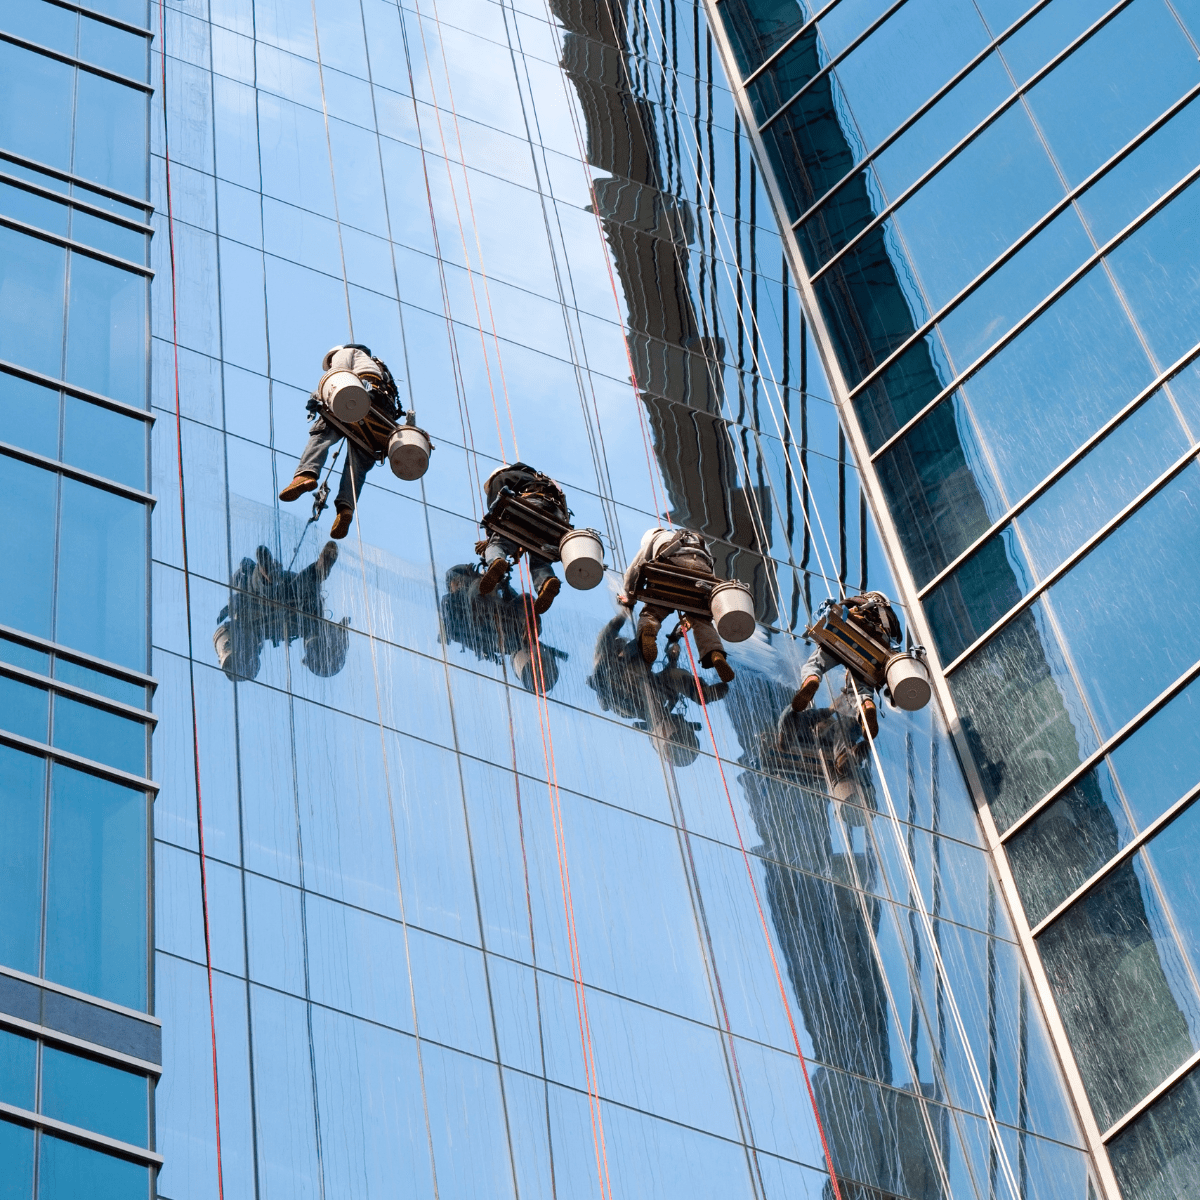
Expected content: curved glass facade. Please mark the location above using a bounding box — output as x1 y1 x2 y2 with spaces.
706 0 1200 1195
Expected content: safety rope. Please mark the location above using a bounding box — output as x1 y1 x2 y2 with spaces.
158 2 225 1193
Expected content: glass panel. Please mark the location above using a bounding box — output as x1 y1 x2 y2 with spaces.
0 745 46 976
45 763 148 1010
70 209 146 264
38 1134 149 1200
0 1118 34 1200
0 673 50 742
0 636 50 675
718 0 810 77
62 396 147 490
1108 1064 1200 1200
0 1029 36 1110
0 179 69 235
79 14 148 80
53 694 145 775
0 225 66 379
64 254 146 406
0 1 77 56
72 72 148 198
56 478 147 670
0 455 58 640
54 657 146 708
41 1045 148 1146
0 371 59 461
0 43 74 173
998 0 1117 84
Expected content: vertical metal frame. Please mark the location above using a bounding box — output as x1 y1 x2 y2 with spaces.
699 4 1123 1195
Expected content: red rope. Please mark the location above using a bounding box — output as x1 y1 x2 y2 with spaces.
159 5 225 1194
680 635 844 1200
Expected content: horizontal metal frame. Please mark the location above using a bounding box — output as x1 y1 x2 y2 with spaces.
0 1101 161 1167
756 0 911 131
942 438 1200 676
0 212 152 277
0 728 158 795
918 336 1200 601
785 0 1057 231
853 82 1200 412
0 168 154 235
870 153 1200 464
0 1011 161 1078
0 149 150 214
0 358 155 423
42 0 155 38
0 963 159 1026
734 0 845 88
808 0 1134 279
0 29 152 92
0 622 156 690
0 661 157 725
1102 1049 1200 1142
1031 780 1200 938
999 655 1200 843
0 442 155 506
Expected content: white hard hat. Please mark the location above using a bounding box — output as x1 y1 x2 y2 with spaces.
322 345 346 372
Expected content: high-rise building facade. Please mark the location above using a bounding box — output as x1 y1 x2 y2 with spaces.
2 0 1194 1199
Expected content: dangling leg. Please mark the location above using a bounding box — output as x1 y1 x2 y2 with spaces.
479 534 518 595
637 604 670 665
528 553 561 614
690 616 734 683
281 420 339 501
330 440 374 539
791 644 836 711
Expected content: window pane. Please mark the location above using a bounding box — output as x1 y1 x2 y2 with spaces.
73 73 148 198
64 255 146 406
0 1028 36 1111
38 1135 149 1200
0 372 59 461
0 180 69 236
45 764 147 1010
54 694 145 776
1109 1065 1200 1200
0 226 66 379
0 456 57 639
0 43 73 169
0 636 49 675
0 1119 34 1200
62 397 146 490
0 1 77 54
41 1046 148 1146
55 478 147 671
0 673 50 743
0 744 46 975
69 210 146 264
54 658 145 708
79 16 148 81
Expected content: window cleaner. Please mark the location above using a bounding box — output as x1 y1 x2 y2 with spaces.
278 344 432 539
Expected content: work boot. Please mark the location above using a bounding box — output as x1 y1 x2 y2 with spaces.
315 540 338 581
707 650 735 683
790 675 821 712
478 556 508 596
330 505 353 540
279 473 319 502
638 624 659 665
533 575 561 615
860 698 879 739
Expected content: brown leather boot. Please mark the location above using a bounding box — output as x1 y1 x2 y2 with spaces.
707 650 735 683
860 698 879 739
790 675 820 712
478 556 508 595
330 505 353 540
638 624 658 665
279 473 318 502
533 575 561 614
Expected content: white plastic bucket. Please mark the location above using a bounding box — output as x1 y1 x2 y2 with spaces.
709 580 755 642
559 528 605 590
885 652 931 711
387 425 432 481
321 371 372 423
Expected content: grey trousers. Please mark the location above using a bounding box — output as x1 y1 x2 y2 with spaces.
297 420 375 511
802 644 875 697
639 603 723 667
483 535 557 590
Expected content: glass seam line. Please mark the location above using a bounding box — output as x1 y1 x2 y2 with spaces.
999 655 1200 842
0 443 155 507
783 0 1058 230
0 30 153 92
0 963 159 1024
0 729 158 793
851 82 1200 410
0 170 154 234
0 360 158 420
941 437 1200 676
0 1101 162 1167
805 0 1136 274
0 662 158 725
0 622 156 687
869 152 1200 465
0 1012 161 1076
754 0 911 130
736 0 845 88
1030 779 1200 939
0 213 152 277
41 0 155 39
918 335 1200 600
1101 1047 1200 1142
0 150 150 211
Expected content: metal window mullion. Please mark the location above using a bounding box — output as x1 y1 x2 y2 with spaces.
917 335 1200 601
0 213 152 276
0 730 159 794
737 0 846 88
0 1012 161 1077
805 0 1137 276
869 153 1200 464
0 170 154 234
0 30 153 92
0 443 156 506
0 149 150 213
1101 1050 1200 1142
0 1101 162 1167
0 622 155 688
0 662 157 725
42 0 154 39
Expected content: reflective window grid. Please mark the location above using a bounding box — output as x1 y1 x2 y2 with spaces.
0 0 1168 1197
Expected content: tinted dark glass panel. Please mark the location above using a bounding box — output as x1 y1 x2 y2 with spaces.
0 745 45 976
1109 1065 1200 1200
41 1046 148 1146
719 0 809 77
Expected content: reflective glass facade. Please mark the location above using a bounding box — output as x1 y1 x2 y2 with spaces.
704 0 1200 1195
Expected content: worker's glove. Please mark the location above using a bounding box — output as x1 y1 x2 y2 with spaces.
474 539 488 556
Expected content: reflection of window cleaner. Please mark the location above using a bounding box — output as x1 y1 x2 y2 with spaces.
213 542 348 681
278 345 431 539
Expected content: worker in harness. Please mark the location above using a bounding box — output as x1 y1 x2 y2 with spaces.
620 527 735 683
476 462 569 614
789 591 902 737
277 344 401 539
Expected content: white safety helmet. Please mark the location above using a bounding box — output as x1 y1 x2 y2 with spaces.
322 343 374 372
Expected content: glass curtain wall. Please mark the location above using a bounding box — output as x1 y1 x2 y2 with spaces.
703 0 1200 1196
153 0 1093 1197
0 0 160 1197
